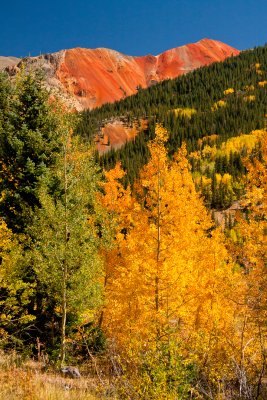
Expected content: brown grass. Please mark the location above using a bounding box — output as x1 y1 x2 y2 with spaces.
0 352 112 400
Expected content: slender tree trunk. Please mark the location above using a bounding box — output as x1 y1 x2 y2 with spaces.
155 155 161 314
60 260 67 367
60 143 68 367
98 272 108 329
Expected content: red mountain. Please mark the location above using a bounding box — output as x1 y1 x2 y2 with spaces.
6 39 239 110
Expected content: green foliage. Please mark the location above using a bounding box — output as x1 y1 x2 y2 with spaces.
0 71 61 233
0 72 13 122
0 221 36 350
27 137 104 359
120 340 195 400
31 144 102 306
0 72 107 359
69 322 106 362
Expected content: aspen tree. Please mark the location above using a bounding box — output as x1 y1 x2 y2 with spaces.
102 125 241 393
31 132 103 365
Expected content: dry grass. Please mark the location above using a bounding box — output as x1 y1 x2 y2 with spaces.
0 352 112 400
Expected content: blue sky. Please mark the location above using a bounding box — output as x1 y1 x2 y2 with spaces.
1 0 266 57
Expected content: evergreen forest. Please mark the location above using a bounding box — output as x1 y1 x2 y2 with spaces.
79 44 267 209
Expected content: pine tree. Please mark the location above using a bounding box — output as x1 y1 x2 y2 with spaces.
0 71 61 233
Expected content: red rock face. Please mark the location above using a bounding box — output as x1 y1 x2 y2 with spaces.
95 119 148 154
6 39 238 111
56 39 239 109
57 48 148 109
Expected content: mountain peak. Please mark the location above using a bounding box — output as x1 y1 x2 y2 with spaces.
3 39 239 110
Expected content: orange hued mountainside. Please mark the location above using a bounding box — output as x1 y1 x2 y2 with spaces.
4 39 239 111
58 39 239 109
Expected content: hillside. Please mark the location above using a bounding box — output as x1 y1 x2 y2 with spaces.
4 39 238 110
0 56 20 70
78 44 267 209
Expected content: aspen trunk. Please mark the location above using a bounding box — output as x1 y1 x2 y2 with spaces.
60 144 68 367
155 155 161 313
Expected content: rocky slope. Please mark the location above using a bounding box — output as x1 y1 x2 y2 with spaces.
5 39 239 110
0 56 20 70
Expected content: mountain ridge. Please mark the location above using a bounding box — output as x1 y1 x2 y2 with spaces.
0 56 20 70
3 39 239 110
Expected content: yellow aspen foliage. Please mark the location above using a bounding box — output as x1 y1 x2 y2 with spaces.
244 95 256 102
215 173 222 183
202 134 219 143
98 162 137 328
239 129 267 276
211 100 226 111
172 107 197 118
259 80 267 87
222 173 232 184
224 88 235 95
201 175 212 186
220 132 259 155
189 150 201 160
244 85 255 92
0 219 35 332
197 138 203 149
202 144 217 160
196 134 218 150
230 129 267 383
99 162 138 248
0 219 12 254
102 125 243 384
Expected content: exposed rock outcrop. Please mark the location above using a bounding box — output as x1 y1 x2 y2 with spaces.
4 39 239 110
60 366 81 379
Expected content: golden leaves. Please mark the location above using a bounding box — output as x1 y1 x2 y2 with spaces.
100 125 241 383
211 99 226 111
224 88 235 95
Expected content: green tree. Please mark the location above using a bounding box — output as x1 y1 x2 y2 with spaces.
0 72 12 123
30 133 104 365
0 71 61 233
0 218 36 349
0 71 63 349
0 71 105 360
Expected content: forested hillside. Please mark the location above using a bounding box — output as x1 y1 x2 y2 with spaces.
0 47 266 399
78 44 267 208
